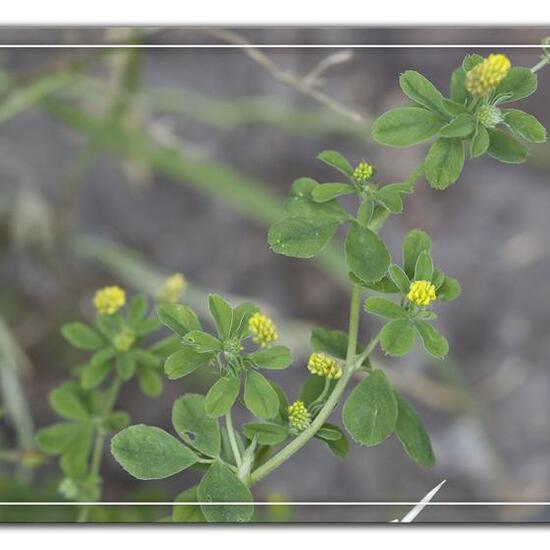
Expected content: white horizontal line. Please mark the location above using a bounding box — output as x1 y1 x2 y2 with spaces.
0 44 545 49
1 502 550 506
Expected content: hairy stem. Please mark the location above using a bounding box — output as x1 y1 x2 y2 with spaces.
249 284 364 484
225 410 242 468
77 375 122 523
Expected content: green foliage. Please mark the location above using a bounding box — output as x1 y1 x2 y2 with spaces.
343 370 398 446
244 370 280 419
345 222 390 283
205 376 241 417
111 425 197 480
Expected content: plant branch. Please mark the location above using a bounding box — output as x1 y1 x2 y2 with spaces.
225 410 242 468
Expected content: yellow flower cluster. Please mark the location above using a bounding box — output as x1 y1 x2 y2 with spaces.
288 400 311 432
113 328 136 352
307 352 342 380
248 312 278 347
157 272 187 303
353 161 374 183
465 54 511 96
93 286 126 315
407 280 437 307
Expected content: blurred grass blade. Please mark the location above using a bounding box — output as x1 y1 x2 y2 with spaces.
45 100 347 285
0 315 35 449
396 480 446 523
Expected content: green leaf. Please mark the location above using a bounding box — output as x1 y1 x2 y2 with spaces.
164 347 214 380
495 67 537 103
111 425 197 480
244 370 279 419
173 486 205 523
81 361 112 390
470 124 490 158
316 150 353 177
437 275 461 301
424 138 464 189
439 113 475 138
135 318 161 337
431 268 446 289
342 369 398 447
380 320 415 357
128 294 148 325
449 67 467 104
248 346 292 370
503 109 547 143
388 264 411 294
353 273 399 294
315 423 349 461
60 427 94 477
137 366 163 397
243 422 289 445
300 375 327 407
172 394 221 457
310 327 349 359
372 107 446 148
285 181 349 223
208 294 234 339
414 250 433 281
487 129 528 164
90 347 115 368
183 330 222 353
133 349 161 369
375 187 403 213
403 229 432 279
414 321 449 358
116 352 136 381
442 98 469 117
268 217 339 259
35 422 82 454
357 199 374 226
311 183 355 203
395 393 435 468
50 382 91 421
61 323 105 350
157 303 201 337
205 376 241 417
345 221 391 283
103 410 131 431
197 461 254 523
364 297 407 320
399 70 449 118
229 302 258 339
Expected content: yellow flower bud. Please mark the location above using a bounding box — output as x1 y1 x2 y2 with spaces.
407 280 437 307
307 352 342 380
93 286 126 315
353 161 375 183
113 328 136 352
248 312 278 347
157 272 187 303
288 400 311 432
465 54 511 96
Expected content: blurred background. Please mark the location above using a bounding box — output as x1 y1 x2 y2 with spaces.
1 27 550 523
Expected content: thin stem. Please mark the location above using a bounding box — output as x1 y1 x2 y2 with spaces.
532 56 550 73
250 284 364 485
77 375 123 523
225 410 242 468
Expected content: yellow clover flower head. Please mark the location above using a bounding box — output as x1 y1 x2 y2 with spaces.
407 280 437 307
465 54 511 96
93 286 126 315
307 352 342 380
248 312 278 347
288 400 311 432
157 272 187 303
113 327 136 352
353 161 374 183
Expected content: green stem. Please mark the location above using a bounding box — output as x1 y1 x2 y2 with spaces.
249 284 363 485
532 56 550 73
225 410 242 468
77 375 123 523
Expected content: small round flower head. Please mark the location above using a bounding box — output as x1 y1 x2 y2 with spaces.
113 328 136 352
288 400 311 432
353 161 375 183
465 54 511 96
248 312 278 347
157 272 187 303
93 286 126 315
476 104 502 128
307 352 342 380
407 280 437 307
